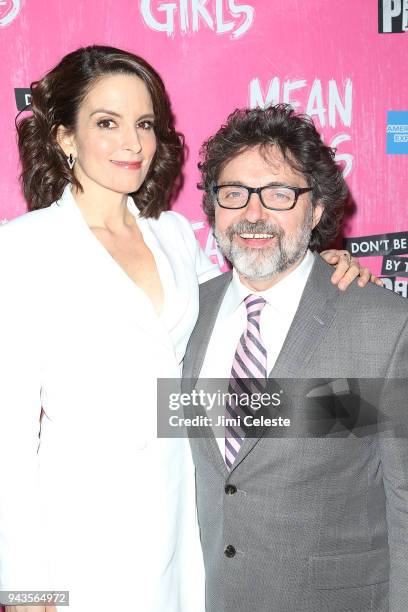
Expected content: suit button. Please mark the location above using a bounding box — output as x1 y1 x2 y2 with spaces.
224 545 236 558
225 484 237 495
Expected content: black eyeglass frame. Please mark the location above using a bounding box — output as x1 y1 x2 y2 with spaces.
212 183 313 211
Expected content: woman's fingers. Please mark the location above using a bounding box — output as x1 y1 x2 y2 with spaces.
320 249 383 290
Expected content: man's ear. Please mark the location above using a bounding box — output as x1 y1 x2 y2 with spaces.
55 125 76 158
312 200 324 229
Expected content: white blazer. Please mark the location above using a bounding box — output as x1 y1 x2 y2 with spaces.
0 185 219 611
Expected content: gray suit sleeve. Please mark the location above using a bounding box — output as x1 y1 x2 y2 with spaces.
379 316 408 611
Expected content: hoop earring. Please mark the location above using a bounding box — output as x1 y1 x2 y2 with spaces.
67 154 76 170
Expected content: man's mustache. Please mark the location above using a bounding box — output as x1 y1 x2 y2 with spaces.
225 220 284 240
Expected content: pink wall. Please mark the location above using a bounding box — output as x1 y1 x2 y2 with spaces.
0 2 406 607
0 0 407 282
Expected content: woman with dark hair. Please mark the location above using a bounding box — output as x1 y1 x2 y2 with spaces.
0 45 215 612
0 46 373 612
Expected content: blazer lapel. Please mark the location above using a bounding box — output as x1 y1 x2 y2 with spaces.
182 271 232 387
182 272 232 478
230 254 340 473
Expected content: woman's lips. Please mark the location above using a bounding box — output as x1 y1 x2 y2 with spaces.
110 160 142 169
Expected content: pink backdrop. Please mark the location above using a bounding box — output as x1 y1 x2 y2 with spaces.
0 1 407 608
0 0 407 282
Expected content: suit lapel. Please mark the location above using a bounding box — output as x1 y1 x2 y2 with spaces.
229 255 340 473
182 272 232 478
182 271 232 387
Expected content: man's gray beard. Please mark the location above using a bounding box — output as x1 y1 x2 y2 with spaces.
214 209 313 281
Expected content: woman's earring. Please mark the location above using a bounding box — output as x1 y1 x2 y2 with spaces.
67 153 76 170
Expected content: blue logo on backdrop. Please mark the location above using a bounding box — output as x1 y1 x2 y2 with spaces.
386 111 408 154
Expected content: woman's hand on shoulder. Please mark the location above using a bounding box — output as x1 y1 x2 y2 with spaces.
320 249 383 291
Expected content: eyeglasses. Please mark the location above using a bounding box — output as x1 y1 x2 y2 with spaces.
212 183 313 211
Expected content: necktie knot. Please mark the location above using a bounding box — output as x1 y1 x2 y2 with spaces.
244 294 266 324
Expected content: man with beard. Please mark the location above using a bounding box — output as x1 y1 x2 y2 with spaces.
182 104 408 612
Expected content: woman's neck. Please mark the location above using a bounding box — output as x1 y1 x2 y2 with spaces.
71 182 135 231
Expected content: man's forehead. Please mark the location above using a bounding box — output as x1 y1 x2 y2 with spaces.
220 144 304 181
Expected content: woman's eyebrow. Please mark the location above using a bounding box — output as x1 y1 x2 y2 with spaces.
89 109 122 117
89 110 155 121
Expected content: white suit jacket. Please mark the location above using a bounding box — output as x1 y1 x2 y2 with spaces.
0 185 219 611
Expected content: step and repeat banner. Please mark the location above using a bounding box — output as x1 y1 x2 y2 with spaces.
0 0 407 294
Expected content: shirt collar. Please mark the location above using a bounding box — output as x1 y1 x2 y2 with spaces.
227 249 315 316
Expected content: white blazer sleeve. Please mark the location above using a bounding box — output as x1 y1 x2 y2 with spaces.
194 237 221 284
0 225 51 590
167 210 220 284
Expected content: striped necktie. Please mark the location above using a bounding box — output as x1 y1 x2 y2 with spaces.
225 295 267 469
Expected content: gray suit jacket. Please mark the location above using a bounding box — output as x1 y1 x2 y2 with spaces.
182 254 408 612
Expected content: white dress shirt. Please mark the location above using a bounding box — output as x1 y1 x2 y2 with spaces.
0 185 219 612
199 250 315 456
